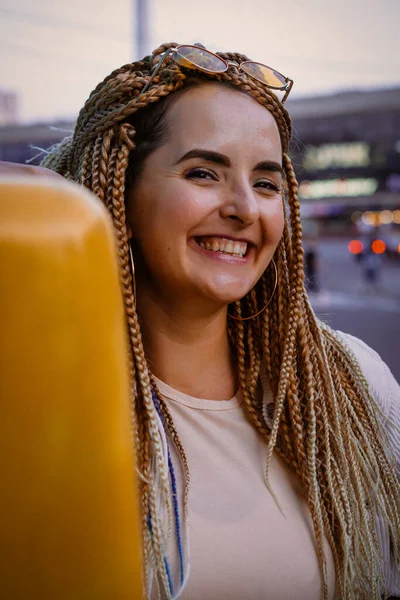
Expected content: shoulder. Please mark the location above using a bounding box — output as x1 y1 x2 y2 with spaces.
332 333 400 593
335 329 383 363
335 330 400 462
334 330 399 412
334 331 398 407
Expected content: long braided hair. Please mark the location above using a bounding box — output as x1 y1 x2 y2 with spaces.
42 42 400 599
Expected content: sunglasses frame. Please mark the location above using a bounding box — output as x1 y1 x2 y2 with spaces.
139 44 293 103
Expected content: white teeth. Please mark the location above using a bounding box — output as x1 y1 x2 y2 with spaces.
197 237 248 257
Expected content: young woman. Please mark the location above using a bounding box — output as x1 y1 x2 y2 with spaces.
6 42 400 599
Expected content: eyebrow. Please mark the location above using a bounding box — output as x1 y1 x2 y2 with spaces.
176 148 283 175
176 149 231 167
254 161 283 176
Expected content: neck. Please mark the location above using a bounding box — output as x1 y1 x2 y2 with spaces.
136 289 238 400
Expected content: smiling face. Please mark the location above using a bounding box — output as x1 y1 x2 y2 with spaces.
127 83 284 312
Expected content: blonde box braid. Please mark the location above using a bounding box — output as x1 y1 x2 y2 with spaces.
42 43 400 599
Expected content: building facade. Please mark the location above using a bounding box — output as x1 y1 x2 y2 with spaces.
286 88 400 234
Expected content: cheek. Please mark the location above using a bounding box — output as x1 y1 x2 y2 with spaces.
131 180 199 227
127 188 175 244
127 183 201 263
261 200 285 245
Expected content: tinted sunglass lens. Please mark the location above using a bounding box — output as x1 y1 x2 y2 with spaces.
241 61 287 88
175 46 227 73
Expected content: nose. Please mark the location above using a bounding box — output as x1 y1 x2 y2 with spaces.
219 179 260 226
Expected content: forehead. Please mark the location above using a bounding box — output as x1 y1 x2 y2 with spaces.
164 83 282 162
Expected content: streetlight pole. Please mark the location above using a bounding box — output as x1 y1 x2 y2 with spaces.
135 0 150 59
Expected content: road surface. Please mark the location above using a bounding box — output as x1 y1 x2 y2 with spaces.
308 238 400 382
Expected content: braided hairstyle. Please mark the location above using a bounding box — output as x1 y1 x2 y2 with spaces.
42 42 400 599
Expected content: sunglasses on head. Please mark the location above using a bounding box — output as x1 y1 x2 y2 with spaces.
139 44 294 103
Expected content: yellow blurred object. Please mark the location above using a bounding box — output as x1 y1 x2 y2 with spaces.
0 177 142 599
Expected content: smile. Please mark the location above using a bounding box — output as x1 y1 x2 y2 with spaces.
197 236 247 257
192 236 254 263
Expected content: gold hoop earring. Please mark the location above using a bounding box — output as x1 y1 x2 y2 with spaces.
129 245 137 304
227 259 277 321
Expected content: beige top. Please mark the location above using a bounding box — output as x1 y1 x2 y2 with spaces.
152 331 400 599
154 389 336 599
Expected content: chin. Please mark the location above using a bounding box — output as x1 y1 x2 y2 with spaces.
188 265 263 306
201 280 256 307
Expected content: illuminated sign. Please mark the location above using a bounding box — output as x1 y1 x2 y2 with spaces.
303 142 370 171
299 178 378 200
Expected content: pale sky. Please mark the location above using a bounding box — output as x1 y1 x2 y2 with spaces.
0 0 399 123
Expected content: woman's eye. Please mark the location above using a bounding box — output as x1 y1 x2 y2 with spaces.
184 168 217 181
254 180 280 193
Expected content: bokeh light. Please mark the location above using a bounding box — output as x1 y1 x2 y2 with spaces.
371 240 386 254
361 211 377 226
348 240 363 254
379 210 393 225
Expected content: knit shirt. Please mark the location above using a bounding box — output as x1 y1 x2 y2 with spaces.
152 331 400 599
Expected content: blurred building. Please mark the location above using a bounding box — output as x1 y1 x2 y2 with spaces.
286 87 400 235
0 121 73 165
0 90 19 126
0 87 399 235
